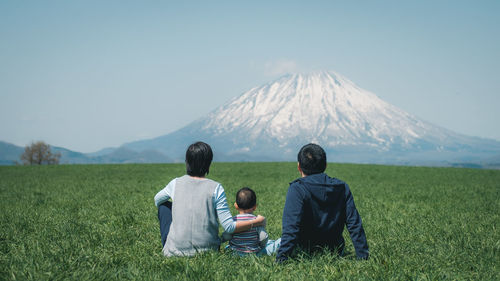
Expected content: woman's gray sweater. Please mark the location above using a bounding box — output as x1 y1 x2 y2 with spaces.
163 175 221 256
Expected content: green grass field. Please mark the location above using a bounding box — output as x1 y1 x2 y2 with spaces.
1 163 499 280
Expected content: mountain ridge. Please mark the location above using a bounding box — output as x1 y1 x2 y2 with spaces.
2 71 500 167
123 71 500 165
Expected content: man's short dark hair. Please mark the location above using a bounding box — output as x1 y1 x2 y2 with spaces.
298 143 327 176
185 141 213 177
236 187 256 210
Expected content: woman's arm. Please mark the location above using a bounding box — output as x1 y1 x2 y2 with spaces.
214 184 266 234
234 215 266 233
154 178 176 207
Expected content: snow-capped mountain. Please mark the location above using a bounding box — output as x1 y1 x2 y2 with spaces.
123 71 500 165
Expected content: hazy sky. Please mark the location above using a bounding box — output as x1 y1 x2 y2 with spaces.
1 1 499 153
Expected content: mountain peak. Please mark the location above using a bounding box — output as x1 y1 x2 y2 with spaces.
123 70 500 164
199 70 432 148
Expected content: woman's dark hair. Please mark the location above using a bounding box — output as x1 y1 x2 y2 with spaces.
185 141 213 177
236 187 256 210
297 143 327 176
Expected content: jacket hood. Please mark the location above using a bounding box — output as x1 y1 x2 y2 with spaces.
291 173 346 202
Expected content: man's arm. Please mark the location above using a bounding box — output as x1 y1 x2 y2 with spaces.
345 184 369 259
276 184 305 262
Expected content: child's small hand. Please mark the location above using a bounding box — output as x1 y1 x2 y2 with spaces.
254 215 267 227
221 232 233 242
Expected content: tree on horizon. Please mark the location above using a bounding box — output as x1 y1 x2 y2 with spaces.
20 141 61 165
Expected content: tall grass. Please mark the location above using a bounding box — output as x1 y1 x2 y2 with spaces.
1 163 499 280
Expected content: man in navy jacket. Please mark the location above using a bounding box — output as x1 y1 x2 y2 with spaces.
276 143 369 262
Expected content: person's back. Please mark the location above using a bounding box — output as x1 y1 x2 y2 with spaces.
154 142 266 257
163 175 220 256
222 187 281 256
228 213 266 254
281 173 365 253
276 143 369 262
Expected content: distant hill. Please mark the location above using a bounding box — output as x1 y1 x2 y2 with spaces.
0 141 24 165
3 71 500 167
0 142 170 165
89 147 171 164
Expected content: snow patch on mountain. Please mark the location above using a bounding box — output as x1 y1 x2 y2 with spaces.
198 71 449 150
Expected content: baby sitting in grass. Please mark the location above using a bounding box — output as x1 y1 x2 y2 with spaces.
221 187 281 256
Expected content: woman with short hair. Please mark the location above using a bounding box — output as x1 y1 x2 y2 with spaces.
154 141 266 256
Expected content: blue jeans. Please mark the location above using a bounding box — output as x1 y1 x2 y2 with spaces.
157 201 172 247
